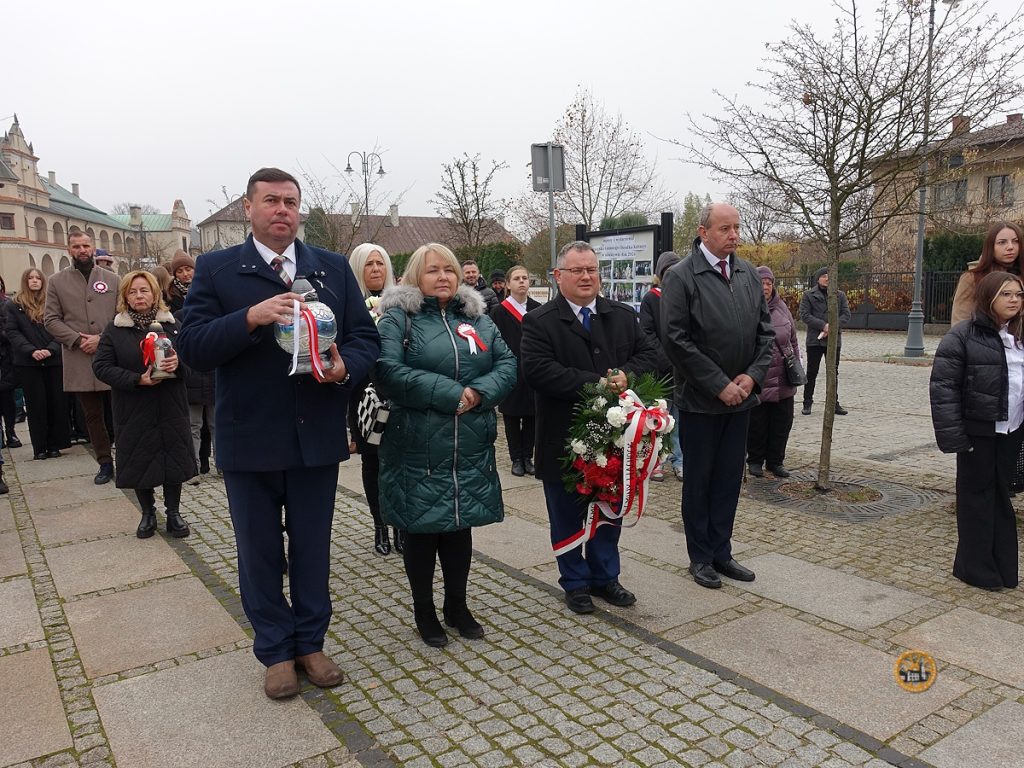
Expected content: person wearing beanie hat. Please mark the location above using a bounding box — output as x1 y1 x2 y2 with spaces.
798 267 851 416
167 250 196 312
746 266 800 478
639 251 683 480
94 249 114 267
489 269 507 302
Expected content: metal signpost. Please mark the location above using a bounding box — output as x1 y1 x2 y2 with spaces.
531 143 565 296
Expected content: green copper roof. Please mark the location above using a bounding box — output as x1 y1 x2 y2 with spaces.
39 180 128 230
110 213 174 232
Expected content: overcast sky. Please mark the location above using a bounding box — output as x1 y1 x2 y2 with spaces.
7 0 1023 234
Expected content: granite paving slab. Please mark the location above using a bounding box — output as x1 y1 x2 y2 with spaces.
0 497 13 532
22 474 125 510
13 451 100 484
686 610 971 740
31 496 142 547
528 554 743 631
0 648 73 765
501 485 550 524
66 577 248 677
336 461 364 496
893 607 1024 688
45 535 189 597
93 649 340 768
734 552 931 629
0 577 44 648
921 700 1024 768
473 513 554 570
0 530 27 578
618 514 750 565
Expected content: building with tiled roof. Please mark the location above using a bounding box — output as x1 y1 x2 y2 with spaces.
110 200 192 265
197 197 304 253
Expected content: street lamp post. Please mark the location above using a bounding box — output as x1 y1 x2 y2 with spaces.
344 151 386 220
905 0 954 356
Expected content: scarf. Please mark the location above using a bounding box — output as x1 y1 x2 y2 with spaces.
126 306 158 330
172 277 191 297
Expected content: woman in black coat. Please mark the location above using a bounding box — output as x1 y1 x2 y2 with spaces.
5 269 69 459
930 270 1024 591
489 265 541 476
93 271 196 539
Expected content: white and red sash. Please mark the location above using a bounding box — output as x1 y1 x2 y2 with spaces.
650 286 662 297
500 297 525 323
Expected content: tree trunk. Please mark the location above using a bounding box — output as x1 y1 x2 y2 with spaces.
815 228 842 490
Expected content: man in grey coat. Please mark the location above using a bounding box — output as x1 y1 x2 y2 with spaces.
799 267 851 415
661 203 774 589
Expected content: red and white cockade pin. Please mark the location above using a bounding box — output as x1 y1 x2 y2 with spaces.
456 323 488 354
93 281 109 294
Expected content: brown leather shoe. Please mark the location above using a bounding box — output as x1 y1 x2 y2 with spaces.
264 660 300 699
295 651 345 688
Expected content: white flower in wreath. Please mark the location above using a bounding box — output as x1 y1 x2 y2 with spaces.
594 453 608 468
606 406 627 428
655 398 668 410
570 439 588 455
592 396 607 409
613 433 626 448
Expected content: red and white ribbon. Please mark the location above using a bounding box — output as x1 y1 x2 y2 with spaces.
456 322 488 354
500 297 524 323
140 332 157 366
552 390 672 556
289 300 327 382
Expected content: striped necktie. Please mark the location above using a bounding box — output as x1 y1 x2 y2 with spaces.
269 256 292 287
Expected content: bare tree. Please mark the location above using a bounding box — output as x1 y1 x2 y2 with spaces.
728 177 790 247
431 153 509 254
682 0 1024 489
110 202 161 215
515 89 675 235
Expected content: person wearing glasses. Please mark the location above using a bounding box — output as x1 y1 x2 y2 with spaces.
521 241 659 615
930 270 1024 591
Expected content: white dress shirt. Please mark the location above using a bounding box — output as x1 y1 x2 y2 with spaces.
253 238 297 282
700 242 730 278
997 324 1024 435
565 297 597 327
505 295 529 317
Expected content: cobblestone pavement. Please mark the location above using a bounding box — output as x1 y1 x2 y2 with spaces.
3 330 1023 768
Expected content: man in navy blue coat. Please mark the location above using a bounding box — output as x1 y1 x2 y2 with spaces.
178 168 379 699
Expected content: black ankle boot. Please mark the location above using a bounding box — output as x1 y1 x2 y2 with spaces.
137 510 157 538
5 433 21 449
374 526 391 556
166 511 190 538
413 604 448 647
393 527 405 554
443 602 484 639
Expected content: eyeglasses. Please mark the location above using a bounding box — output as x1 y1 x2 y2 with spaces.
560 267 599 277
998 291 1024 299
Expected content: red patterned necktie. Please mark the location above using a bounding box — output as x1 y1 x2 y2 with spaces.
716 259 729 280
270 256 292 287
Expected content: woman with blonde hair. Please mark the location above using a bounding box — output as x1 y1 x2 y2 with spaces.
346 242 400 554
4 269 69 459
931 270 1024 590
93 271 196 538
376 243 516 647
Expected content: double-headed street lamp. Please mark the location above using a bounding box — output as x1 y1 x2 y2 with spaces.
344 151 386 220
905 0 956 357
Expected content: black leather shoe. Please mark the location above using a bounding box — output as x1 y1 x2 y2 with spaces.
747 462 764 478
414 606 448 647
767 465 790 478
373 526 391 556
34 451 48 461
591 580 636 607
510 459 526 477
137 511 157 539
713 558 756 582
94 462 114 485
524 458 535 475
834 404 848 416
565 588 596 614
46 449 61 459
166 512 190 538
801 405 812 415
443 603 485 639
689 562 722 589
6 435 21 448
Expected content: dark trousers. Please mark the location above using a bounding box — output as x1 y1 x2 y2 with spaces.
803 344 841 406
502 414 535 462
18 367 69 455
76 391 113 465
0 389 15 440
746 398 795 467
680 410 749 564
543 479 621 592
360 445 383 528
223 465 339 666
402 528 473 610
954 429 1020 589
136 484 182 514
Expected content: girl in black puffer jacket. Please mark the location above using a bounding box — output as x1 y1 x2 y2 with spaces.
930 271 1024 591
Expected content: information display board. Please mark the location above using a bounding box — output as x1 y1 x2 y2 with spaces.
588 227 657 311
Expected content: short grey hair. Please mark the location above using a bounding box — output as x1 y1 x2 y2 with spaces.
698 203 716 229
556 240 596 268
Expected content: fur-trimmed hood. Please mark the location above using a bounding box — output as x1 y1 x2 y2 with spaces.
377 284 486 318
113 309 176 328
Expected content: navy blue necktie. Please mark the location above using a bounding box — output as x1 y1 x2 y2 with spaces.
580 306 592 331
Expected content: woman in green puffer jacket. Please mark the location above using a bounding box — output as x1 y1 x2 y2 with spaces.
376 243 517 648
